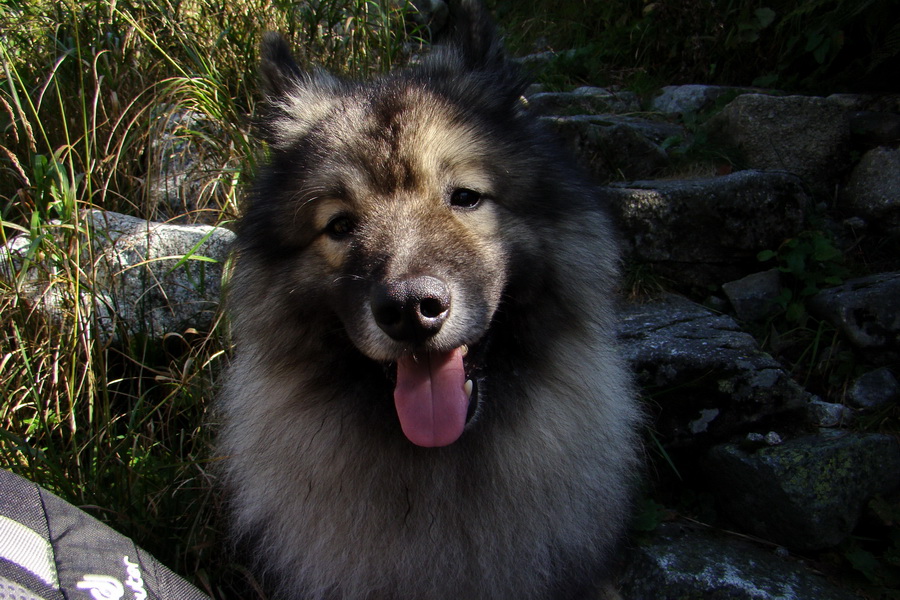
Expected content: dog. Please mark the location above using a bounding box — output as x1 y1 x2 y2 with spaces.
217 1 641 598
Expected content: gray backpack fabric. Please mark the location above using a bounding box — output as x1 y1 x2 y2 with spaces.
0 468 209 600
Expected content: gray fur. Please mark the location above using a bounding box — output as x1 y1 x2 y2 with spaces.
217 2 641 598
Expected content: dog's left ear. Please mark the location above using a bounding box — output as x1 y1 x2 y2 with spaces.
256 33 344 148
259 32 305 100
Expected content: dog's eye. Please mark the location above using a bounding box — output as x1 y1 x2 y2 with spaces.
449 188 482 209
325 214 356 239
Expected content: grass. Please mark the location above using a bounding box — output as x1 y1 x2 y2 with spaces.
1 1 420 596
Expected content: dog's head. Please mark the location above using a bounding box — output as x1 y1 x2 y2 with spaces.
238 2 562 447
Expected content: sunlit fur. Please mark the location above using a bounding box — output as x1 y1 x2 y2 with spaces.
217 2 642 598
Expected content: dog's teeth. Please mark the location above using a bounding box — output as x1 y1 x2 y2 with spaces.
460 344 469 357
464 379 473 399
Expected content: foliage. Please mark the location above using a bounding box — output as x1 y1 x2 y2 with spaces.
756 229 848 324
490 0 900 92
839 495 900 597
754 230 857 396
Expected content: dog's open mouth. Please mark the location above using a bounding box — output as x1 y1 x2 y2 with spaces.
390 343 484 448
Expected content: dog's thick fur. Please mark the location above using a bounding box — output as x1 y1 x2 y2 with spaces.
217 2 641 598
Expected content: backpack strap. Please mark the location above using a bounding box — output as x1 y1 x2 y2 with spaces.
0 469 209 600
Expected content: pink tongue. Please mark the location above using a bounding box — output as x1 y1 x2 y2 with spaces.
394 348 468 447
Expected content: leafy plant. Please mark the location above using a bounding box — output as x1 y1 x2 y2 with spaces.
840 495 900 595
757 230 847 324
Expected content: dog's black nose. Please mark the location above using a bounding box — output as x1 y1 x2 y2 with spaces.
371 276 451 341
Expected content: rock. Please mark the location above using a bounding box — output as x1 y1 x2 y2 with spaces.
741 431 784 450
527 86 640 115
619 522 860 600
650 84 756 115
146 107 224 223
722 268 783 322
704 431 900 551
848 111 900 147
847 367 899 410
514 49 576 71
827 92 900 113
0 211 234 342
0 233 37 281
543 115 676 182
807 271 900 360
705 94 851 197
606 170 810 289
86 210 234 340
807 398 854 428
840 146 900 233
0 231 75 329
558 114 684 145
619 294 808 447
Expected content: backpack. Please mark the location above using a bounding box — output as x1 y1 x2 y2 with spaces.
0 468 209 600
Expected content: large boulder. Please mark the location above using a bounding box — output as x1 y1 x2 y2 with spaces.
86 210 234 340
606 170 810 289
807 271 900 363
619 294 809 447
840 146 900 235
527 86 641 115
704 432 900 551
705 94 851 197
620 522 860 600
543 114 677 182
650 84 756 115
0 210 235 342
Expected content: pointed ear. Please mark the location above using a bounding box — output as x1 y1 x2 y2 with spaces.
418 1 528 112
255 33 344 148
259 32 304 99
433 0 506 70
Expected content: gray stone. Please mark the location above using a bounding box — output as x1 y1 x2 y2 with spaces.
827 93 900 113
619 522 860 600
86 209 234 340
808 398 854 428
650 84 756 115
840 146 900 232
527 86 640 115
0 233 36 280
847 367 899 410
607 170 810 288
0 211 234 342
848 111 900 147
514 49 576 71
0 231 75 329
742 431 784 450
619 294 808 447
543 115 676 182
705 94 851 197
146 107 225 223
807 271 900 357
722 268 783 322
704 431 900 551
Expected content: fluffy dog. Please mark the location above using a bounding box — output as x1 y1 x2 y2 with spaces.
217 2 641 598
